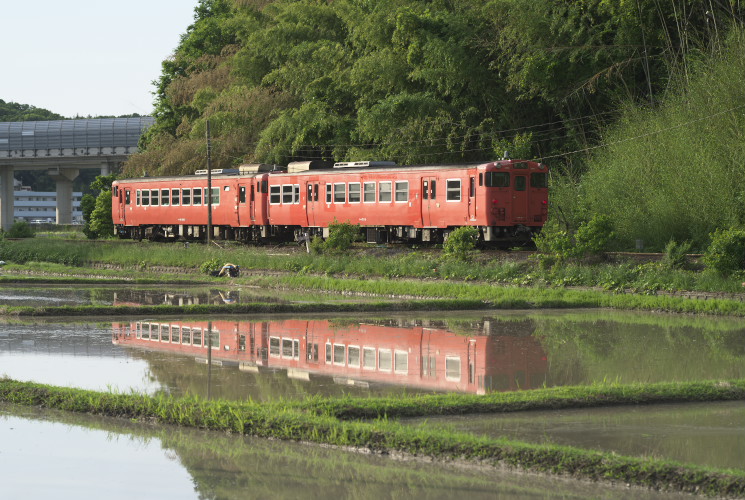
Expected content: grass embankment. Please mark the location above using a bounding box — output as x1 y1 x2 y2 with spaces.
2 238 745 295
2 377 744 497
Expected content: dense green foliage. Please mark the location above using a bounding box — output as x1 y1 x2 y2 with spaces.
2 221 35 239
126 0 740 178
311 220 360 254
442 226 479 261
82 174 117 239
0 99 63 121
703 228 745 276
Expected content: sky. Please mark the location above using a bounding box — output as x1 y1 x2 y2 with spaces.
0 1 199 118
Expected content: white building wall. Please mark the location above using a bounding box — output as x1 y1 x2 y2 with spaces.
14 189 83 224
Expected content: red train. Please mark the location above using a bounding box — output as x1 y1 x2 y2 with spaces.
112 318 548 394
112 159 548 244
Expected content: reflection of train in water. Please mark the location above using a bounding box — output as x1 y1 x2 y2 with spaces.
112 319 547 394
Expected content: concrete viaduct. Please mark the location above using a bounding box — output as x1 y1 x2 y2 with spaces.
0 117 154 230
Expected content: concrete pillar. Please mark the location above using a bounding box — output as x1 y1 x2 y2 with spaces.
100 162 111 176
48 168 79 225
0 166 15 231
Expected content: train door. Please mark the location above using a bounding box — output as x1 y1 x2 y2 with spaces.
512 175 528 222
421 177 436 226
249 184 256 222
119 189 128 224
237 184 246 225
468 176 476 220
305 182 318 226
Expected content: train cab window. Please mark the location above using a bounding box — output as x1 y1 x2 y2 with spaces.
348 183 361 203
431 180 436 199
363 182 375 203
141 190 150 206
194 188 202 206
378 182 392 202
150 189 159 206
395 181 408 202
282 185 294 204
171 189 179 206
485 172 510 187
326 183 332 203
239 186 246 203
531 173 548 188
294 184 300 203
125 190 131 205
446 356 461 381
161 189 169 206
334 183 346 203
446 179 461 201
182 188 192 206
515 176 527 191
270 186 281 204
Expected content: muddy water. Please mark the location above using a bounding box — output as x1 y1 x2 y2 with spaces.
0 403 692 500
1 310 744 400
0 284 385 307
405 401 745 471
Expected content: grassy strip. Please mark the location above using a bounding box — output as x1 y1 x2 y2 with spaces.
1 378 743 497
288 380 745 419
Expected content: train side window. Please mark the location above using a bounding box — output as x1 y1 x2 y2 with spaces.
348 346 361 367
210 187 220 205
282 185 294 204
261 180 268 193
423 180 428 200
348 183 361 203
469 177 475 197
239 186 246 203
125 190 131 205
182 188 192 206
136 190 141 206
515 176 527 191
395 181 408 202
378 349 392 371
379 181 392 202
294 184 300 204
363 182 375 203
334 183 346 203
479 173 483 186
326 183 332 203
171 189 179 206
431 180 436 199
325 342 332 363
150 189 159 206
394 350 408 373
250 186 255 202
113 186 119 196
363 347 376 369
333 344 346 365
446 356 461 381
141 190 150 206
161 189 169 206
486 172 510 187
446 179 461 201
270 186 281 205
531 173 548 188
193 188 201 206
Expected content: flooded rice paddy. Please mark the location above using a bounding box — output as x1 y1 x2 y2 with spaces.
1 402 694 500
1 284 744 496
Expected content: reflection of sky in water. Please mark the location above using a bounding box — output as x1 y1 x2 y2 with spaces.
0 413 197 500
0 354 160 394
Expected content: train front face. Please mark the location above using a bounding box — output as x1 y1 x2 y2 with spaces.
479 160 548 240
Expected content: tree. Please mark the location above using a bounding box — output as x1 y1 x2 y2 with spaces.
83 174 117 239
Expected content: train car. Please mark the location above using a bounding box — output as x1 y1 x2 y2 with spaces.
111 159 548 244
112 318 548 394
111 167 272 242
268 159 548 243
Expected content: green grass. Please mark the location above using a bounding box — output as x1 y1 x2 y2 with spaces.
2 377 744 497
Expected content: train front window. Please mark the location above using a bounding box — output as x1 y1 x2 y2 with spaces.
485 172 510 187
515 176 526 191
531 173 548 188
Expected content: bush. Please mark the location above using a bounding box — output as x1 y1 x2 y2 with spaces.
200 258 222 275
443 226 479 261
703 228 745 276
535 215 614 263
313 220 360 254
5 221 35 238
661 239 692 270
